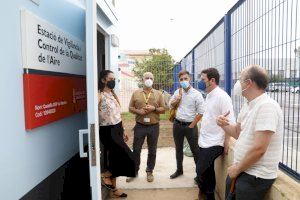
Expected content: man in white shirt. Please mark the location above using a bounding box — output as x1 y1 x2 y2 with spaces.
196 68 235 200
217 65 283 200
169 70 204 179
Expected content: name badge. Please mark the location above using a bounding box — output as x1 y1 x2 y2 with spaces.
144 118 150 123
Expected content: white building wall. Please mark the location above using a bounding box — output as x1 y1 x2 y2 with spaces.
0 0 119 199
0 1 87 199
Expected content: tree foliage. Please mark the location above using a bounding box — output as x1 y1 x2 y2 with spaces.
270 74 284 83
133 48 174 90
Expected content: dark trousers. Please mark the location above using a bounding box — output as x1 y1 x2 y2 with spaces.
196 146 224 197
100 141 108 172
99 122 136 177
173 121 199 171
133 123 159 173
225 172 275 200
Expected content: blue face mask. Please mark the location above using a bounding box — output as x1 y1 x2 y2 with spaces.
180 81 190 89
198 80 207 91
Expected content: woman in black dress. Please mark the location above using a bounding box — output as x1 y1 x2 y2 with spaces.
98 70 136 198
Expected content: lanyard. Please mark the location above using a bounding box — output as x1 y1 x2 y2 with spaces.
143 92 152 105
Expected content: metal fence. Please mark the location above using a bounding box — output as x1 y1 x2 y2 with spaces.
170 63 182 94
177 0 300 180
194 19 226 88
119 59 176 112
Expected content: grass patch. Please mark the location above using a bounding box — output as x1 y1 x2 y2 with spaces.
121 111 170 121
160 111 170 120
121 112 135 120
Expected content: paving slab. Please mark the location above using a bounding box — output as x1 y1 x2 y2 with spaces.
108 188 199 200
117 147 198 189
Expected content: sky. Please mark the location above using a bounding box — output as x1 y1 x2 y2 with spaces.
116 0 238 62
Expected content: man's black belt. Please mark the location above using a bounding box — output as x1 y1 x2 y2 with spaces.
136 122 159 126
174 119 192 126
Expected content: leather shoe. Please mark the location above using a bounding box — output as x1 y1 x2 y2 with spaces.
147 172 154 182
170 170 183 179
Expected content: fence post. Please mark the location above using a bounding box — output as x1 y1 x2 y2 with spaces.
192 49 196 88
224 14 232 96
172 63 181 94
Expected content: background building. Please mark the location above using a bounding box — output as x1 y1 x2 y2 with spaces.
0 0 119 199
118 50 151 112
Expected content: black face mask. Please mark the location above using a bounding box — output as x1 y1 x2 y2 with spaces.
107 80 115 89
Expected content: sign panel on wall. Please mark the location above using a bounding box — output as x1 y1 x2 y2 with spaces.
23 73 86 130
21 10 85 75
21 10 87 130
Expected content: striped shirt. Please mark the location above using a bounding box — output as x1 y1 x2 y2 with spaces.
169 87 204 122
234 93 283 179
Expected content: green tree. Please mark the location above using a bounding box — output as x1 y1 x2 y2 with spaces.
133 48 175 90
270 74 284 83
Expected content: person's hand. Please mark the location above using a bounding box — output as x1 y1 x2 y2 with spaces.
123 132 129 142
176 94 182 101
188 124 195 129
216 111 230 127
136 109 147 115
227 163 241 179
144 105 156 113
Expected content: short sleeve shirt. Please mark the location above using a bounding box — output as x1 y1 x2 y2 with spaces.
234 93 283 179
98 92 122 126
129 89 164 125
199 87 235 148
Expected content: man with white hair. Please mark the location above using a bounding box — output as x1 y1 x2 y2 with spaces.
128 72 165 182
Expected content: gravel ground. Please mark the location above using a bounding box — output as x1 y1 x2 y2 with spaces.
122 113 175 148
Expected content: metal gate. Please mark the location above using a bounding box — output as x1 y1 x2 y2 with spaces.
176 0 300 180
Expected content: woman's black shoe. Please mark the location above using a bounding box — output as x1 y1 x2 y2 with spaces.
170 170 183 179
101 176 115 190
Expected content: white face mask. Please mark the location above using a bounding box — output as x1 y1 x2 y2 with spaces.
144 79 153 88
233 80 249 96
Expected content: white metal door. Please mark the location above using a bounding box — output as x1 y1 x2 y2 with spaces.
79 0 101 199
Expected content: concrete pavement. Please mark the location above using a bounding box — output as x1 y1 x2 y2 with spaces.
109 147 199 200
